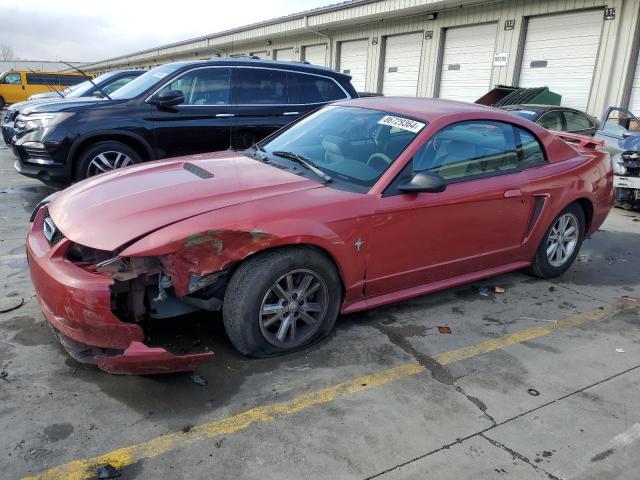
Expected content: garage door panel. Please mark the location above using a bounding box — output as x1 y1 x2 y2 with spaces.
339 40 369 92
274 48 294 62
438 23 497 103
381 32 424 96
629 47 640 113
519 9 603 110
303 44 327 66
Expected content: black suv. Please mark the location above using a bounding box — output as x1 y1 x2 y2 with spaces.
11 58 357 185
2 69 143 146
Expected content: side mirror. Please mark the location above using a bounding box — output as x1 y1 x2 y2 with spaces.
398 171 447 193
149 90 184 108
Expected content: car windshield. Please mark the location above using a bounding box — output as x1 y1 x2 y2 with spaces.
60 82 87 95
256 106 426 191
507 109 540 121
110 64 183 99
65 71 118 98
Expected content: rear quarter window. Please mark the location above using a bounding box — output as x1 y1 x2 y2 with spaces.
288 72 348 104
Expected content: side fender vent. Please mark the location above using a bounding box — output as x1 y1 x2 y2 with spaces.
183 162 214 179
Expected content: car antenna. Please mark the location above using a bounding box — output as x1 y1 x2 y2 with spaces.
26 67 64 98
61 61 112 100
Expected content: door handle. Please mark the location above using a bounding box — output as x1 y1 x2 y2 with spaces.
215 113 235 118
504 189 522 198
283 111 300 116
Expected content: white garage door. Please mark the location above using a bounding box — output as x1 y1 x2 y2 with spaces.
339 39 369 91
274 48 294 61
303 44 327 66
629 47 640 113
519 10 603 111
382 32 424 96
439 23 497 103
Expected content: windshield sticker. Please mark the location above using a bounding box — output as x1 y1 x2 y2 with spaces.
377 115 425 133
152 72 168 78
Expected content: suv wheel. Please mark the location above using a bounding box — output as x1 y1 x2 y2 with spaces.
0 96 5 110
75 141 142 181
223 247 341 357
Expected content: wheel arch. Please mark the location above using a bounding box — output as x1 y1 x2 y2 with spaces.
70 131 154 179
573 197 594 233
235 243 347 299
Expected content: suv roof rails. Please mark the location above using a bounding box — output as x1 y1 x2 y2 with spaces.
229 54 261 60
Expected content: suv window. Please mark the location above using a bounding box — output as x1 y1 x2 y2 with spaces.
411 121 518 182
2 73 21 84
235 68 287 104
537 111 563 131
563 111 593 132
288 72 347 104
158 67 231 105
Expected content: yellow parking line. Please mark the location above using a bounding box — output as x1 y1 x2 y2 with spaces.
23 303 630 480
0 253 26 261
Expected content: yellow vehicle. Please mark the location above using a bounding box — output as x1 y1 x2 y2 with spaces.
0 70 89 108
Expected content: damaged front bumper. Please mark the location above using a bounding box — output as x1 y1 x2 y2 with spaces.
27 208 214 375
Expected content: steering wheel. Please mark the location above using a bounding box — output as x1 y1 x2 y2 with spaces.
367 153 393 171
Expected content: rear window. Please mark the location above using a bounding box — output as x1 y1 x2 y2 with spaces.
25 73 88 86
288 72 348 104
507 109 540 121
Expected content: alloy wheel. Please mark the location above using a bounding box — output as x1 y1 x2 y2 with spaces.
546 213 579 267
259 269 329 348
87 150 135 177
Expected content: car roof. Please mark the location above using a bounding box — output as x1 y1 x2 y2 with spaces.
335 97 515 124
501 104 587 114
166 58 350 80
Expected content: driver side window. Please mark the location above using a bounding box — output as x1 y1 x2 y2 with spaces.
412 121 518 181
603 108 640 134
157 68 231 106
2 73 21 85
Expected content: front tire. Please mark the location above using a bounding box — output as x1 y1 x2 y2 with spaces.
75 141 142 181
527 203 585 279
223 247 341 357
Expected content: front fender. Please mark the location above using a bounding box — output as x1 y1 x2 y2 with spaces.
120 198 376 301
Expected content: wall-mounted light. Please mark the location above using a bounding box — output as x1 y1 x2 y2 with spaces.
266 40 272 45
426 12 437 20
372 36 379 45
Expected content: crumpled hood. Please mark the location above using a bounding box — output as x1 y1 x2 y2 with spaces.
48 152 322 251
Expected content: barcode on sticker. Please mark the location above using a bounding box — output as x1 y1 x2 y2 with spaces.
377 115 425 133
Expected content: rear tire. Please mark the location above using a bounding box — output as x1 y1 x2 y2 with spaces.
526 203 585 279
75 141 142 181
223 247 341 357
0 96 5 110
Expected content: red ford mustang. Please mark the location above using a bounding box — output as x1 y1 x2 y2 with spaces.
27 98 614 374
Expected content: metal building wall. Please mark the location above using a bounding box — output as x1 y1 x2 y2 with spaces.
81 0 640 117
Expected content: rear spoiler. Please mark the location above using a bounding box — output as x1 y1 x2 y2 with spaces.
551 131 604 149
